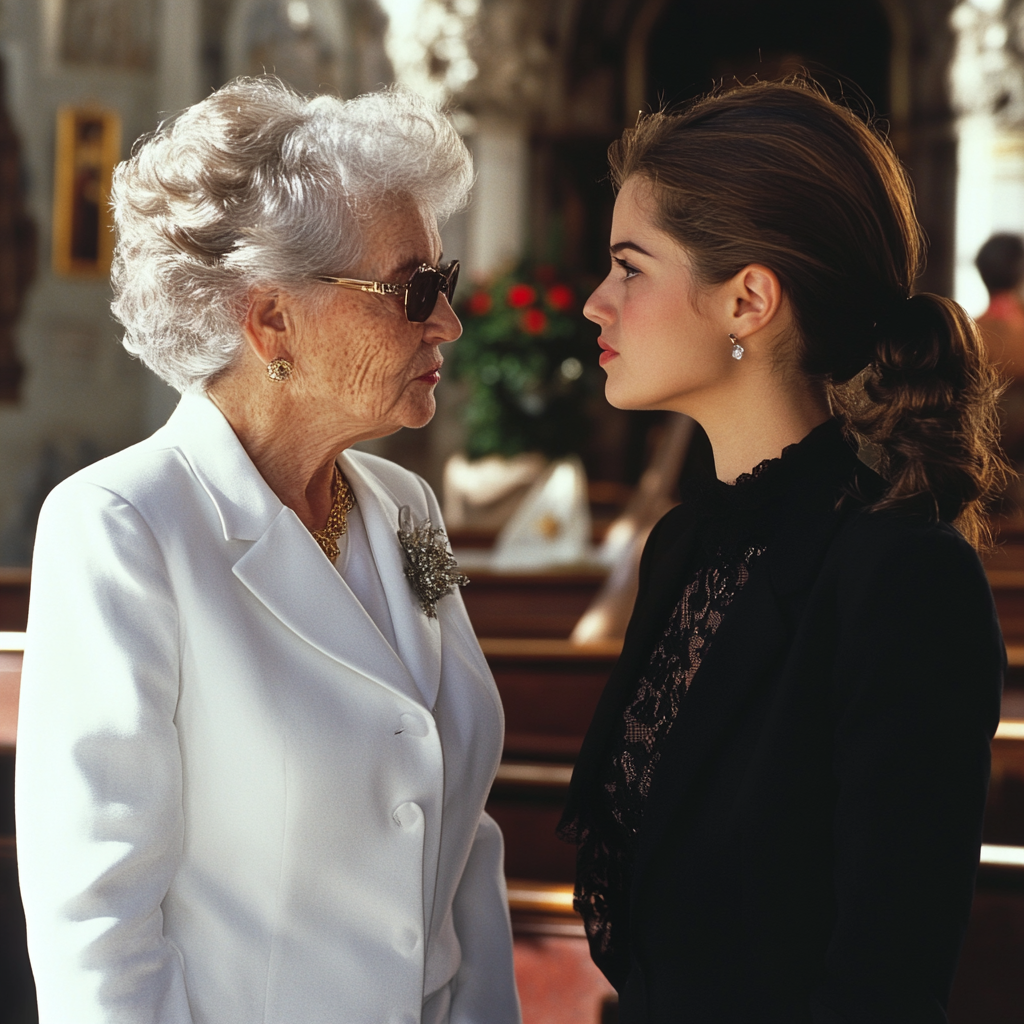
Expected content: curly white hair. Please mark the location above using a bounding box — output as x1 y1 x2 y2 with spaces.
110 77 473 393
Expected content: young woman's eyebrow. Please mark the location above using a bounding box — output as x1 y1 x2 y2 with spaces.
610 241 654 258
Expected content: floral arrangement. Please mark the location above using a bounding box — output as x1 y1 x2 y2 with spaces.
450 262 598 460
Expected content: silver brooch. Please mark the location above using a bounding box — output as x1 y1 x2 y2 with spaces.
397 506 469 617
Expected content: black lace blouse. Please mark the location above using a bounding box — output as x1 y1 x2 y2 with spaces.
560 421 846 979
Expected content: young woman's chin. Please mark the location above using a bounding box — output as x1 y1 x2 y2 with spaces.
603 377 643 411
604 371 688 414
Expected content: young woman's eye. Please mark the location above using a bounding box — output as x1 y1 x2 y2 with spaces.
614 257 640 280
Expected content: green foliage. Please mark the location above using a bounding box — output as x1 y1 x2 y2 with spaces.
449 263 599 459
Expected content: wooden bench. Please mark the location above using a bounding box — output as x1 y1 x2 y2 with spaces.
460 570 607 639
480 638 620 760
0 570 29 633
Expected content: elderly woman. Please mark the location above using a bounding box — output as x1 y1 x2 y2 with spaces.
16 78 521 1024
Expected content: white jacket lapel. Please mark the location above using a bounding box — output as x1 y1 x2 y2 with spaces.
232 508 420 701
340 452 443 711
165 394 421 704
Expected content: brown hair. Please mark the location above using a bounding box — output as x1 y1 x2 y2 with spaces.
609 78 1008 548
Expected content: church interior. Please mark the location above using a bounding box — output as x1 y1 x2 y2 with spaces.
2 0 1024 1021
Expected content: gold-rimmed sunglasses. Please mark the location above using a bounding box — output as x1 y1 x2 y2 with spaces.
317 260 460 323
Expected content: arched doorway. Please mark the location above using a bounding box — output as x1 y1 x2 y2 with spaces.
645 0 892 116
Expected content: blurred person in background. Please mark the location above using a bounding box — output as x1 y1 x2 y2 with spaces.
16 77 520 1024
977 232 1024 505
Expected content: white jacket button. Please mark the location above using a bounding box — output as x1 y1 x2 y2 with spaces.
399 712 429 738
393 926 420 956
392 802 422 828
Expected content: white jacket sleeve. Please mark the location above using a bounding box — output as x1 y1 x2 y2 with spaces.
15 480 193 1023
449 812 522 1024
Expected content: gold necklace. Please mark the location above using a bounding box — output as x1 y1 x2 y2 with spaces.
312 466 355 561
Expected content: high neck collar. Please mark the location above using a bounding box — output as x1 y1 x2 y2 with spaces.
719 418 849 498
685 418 858 551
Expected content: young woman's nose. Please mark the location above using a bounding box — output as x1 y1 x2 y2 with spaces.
583 275 616 327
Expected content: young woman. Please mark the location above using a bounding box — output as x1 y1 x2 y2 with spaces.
559 79 1007 1023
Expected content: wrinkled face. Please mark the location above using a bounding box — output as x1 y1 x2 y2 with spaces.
289 197 461 438
583 176 738 413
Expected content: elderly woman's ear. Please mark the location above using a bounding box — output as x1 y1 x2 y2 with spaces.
243 291 294 370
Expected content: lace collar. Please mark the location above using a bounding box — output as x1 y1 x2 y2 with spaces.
683 418 855 553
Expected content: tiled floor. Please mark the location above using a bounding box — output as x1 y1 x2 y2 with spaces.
513 933 615 1024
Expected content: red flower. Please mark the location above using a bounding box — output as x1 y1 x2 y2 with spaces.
534 264 558 285
467 291 492 315
546 284 574 311
521 308 548 334
507 283 537 308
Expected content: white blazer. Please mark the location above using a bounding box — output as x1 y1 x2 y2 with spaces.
16 394 521 1024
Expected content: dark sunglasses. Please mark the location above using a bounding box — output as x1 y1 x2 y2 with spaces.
317 260 460 323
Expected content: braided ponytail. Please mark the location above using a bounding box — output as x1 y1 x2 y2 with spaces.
608 78 1010 548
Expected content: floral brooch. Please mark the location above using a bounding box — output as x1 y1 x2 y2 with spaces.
397 506 469 617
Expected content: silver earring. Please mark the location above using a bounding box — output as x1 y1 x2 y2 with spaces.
729 333 744 360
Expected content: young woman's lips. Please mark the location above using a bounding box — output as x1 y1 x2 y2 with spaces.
598 339 619 367
416 366 441 384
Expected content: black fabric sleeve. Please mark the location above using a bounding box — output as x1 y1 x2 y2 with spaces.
636 511 670 596
810 520 1004 1023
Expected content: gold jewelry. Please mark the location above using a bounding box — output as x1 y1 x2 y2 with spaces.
312 467 356 561
267 358 293 382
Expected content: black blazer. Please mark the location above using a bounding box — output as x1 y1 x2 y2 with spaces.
563 429 1004 1023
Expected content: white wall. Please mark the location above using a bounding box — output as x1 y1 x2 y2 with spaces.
954 117 1024 316
465 115 529 279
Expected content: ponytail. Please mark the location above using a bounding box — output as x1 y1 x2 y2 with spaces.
608 78 1010 548
830 293 1009 549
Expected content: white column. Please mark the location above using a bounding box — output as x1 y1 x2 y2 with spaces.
466 115 529 279
954 113 996 316
990 128 1024 237
146 0 203 433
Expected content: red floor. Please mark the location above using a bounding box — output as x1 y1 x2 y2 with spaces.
513 933 615 1024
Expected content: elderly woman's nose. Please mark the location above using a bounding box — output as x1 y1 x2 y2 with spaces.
426 293 462 344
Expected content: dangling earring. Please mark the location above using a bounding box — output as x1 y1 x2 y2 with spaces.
729 333 744 360
267 358 293 382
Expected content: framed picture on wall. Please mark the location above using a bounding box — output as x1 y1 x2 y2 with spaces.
51 106 121 278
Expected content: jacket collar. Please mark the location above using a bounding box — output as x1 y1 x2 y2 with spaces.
156 392 281 542
161 393 435 708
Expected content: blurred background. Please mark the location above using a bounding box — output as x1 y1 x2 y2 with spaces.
3 1 1024 1022
0 0 1007 561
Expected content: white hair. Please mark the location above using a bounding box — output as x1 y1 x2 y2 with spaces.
110 77 474 393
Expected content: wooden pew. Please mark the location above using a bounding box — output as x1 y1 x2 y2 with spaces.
481 637 619 760
987 571 1024 648
481 637 619 882
460 569 607 640
0 570 29 633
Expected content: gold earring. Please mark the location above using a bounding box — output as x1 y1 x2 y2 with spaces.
729 333 744 360
267 358 293 382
